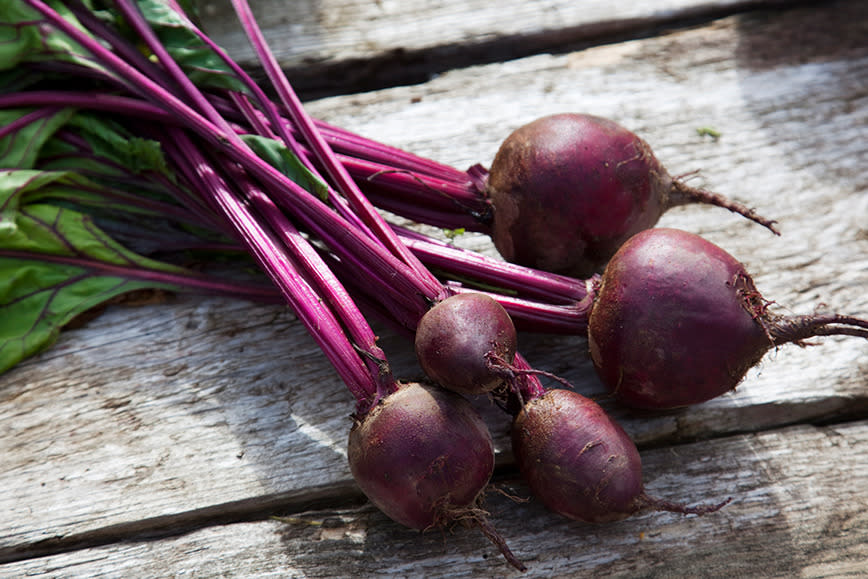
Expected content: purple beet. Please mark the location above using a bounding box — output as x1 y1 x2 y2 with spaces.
349 380 530 571
486 113 778 277
415 292 518 396
588 228 868 409
348 381 527 569
512 388 729 522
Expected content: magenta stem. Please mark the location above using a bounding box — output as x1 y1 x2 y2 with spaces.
0 248 279 302
230 0 443 295
313 117 472 184
24 0 558 408
159 1 375 238
0 92 176 122
166 128 382 411
395 227 592 304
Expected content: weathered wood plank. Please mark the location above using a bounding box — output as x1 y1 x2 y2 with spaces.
197 0 814 96
1 0 866 571
5 421 868 577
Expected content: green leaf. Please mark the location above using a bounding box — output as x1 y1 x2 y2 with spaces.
0 108 77 169
0 0 104 73
0 246 163 374
64 113 172 177
241 134 331 201
0 169 199 375
0 167 160 223
0 169 81 222
133 0 247 93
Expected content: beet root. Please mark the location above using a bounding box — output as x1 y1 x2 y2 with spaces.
512 389 729 522
347 382 526 570
486 113 778 277
415 292 518 396
588 228 868 409
348 381 495 529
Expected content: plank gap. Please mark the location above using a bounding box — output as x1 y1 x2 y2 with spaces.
0 482 365 566
266 0 825 100
7 409 868 567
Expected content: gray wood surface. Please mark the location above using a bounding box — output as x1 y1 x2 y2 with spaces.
198 0 813 96
2 0 866 576
5 422 868 577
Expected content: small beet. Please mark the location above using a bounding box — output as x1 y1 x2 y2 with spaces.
486 113 778 277
347 381 526 571
512 388 729 522
588 228 868 409
348 381 495 530
415 292 518 396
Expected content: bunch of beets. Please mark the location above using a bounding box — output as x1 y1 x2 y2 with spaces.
3 1 867 572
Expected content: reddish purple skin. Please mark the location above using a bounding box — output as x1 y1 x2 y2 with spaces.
487 113 671 277
588 228 772 409
415 293 518 396
512 389 644 523
347 382 495 530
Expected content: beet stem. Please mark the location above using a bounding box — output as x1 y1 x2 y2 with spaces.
230 0 443 291
668 179 780 235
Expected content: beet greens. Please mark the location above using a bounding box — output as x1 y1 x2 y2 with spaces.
3 1 527 569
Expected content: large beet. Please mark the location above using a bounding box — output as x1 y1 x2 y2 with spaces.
487 113 777 277
588 228 868 409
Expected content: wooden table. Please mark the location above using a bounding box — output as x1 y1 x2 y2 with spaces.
2 0 867 576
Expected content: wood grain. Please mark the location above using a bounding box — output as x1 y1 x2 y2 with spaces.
1 0 866 575
197 0 816 96
5 421 868 577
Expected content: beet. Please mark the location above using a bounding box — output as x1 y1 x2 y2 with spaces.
486 113 778 277
512 388 729 522
588 228 868 409
347 381 528 570
415 293 518 396
347 381 495 529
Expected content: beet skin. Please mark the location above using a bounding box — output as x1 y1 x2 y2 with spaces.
588 228 772 409
415 292 518 396
511 389 645 523
487 113 671 277
486 114 778 278
347 382 495 530
512 388 731 523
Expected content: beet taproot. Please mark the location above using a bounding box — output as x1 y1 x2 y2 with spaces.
512 388 729 522
347 382 495 529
